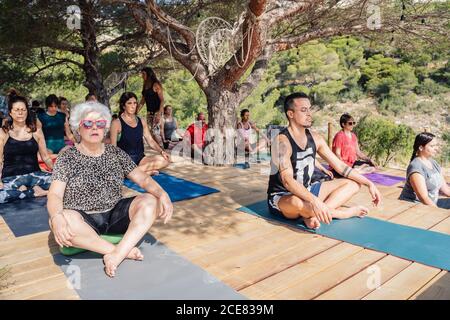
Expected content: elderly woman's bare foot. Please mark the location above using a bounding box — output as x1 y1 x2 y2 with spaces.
33 186 48 197
103 252 125 278
304 217 321 229
127 247 144 261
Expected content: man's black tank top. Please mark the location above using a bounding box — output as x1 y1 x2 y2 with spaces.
142 84 161 114
117 116 145 162
2 135 40 178
267 128 317 194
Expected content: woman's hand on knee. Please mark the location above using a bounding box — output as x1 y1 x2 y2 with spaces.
50 214 75 247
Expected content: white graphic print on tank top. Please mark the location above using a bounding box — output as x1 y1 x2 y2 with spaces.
295 147 315 190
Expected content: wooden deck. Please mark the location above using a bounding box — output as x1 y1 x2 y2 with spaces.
1 157 449 300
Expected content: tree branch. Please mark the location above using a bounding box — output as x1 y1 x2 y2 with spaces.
238 45 274 101
98 31 145 51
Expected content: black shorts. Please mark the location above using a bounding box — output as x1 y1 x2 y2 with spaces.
267 182 322 216
76 197 136 235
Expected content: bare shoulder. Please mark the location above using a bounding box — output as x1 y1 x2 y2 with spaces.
0 128 7 143
153 82 163 91
276 134 292 153
111 118 121 128
34 128 45 139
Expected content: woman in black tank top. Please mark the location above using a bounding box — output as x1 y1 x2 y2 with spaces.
138 67 164 131
110 92 171 175
0 94 54 204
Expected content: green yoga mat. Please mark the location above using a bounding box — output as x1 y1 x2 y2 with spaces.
59 234 123 256
238 200 450 271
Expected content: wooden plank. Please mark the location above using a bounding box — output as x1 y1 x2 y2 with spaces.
0 273 68 300
313 201 449 300
362 263 440 300
204 230 322 276
315 256 412 300
430 216 450 234
185 221 288 265
223 236 339 291
272 249 385 300
239 242 361 299
410 271 450 300
0 264 63 294
346 196 417 221
29 286 79 300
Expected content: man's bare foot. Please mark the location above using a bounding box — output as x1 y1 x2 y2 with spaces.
33 186 48 197
18 185 27 192
103 251 126 278
336 205 369 219
126 247 144 261
304 217 321 229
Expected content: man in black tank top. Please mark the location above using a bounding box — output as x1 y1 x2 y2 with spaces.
267 92 382 230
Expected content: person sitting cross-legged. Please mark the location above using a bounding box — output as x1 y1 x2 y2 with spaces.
332 113 378 175
47 101 173 278
110 92 170 175
399 132 450 209
0 93 54 203
267 92 382 230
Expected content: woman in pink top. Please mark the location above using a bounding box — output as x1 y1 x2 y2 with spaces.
332 113 377 175
237 109 270 154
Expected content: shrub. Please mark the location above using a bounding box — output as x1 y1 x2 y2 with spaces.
354 115 415 167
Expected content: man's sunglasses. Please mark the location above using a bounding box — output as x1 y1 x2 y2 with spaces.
347 121 356 126
80 119 107 129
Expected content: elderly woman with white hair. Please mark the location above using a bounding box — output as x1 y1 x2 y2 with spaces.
47 101 173 277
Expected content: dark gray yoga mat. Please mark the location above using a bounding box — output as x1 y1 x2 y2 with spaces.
0 197 48 237
53 234 245 300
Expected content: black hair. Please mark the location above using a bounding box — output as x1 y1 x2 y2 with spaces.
410 132 435 162
85 92 97 101
240 109 250 118
142 67 160 91
2 93 36 133
119 92 138 115
31 100 41 108
196 112 205 121
59 96 68 104
283 92 310 116
339 113 354 128
112 114 119 120
45 94 59 109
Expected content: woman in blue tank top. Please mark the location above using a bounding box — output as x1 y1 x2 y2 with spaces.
0 94 54 204
37 94 75 154
110 92 170 175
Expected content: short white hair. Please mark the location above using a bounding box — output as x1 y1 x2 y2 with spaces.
69 101 112 132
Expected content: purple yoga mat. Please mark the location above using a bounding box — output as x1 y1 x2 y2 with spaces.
363 172 405 186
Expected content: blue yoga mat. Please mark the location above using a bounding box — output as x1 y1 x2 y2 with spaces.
123 172 219 201
238 200 450 271
1 174 219 237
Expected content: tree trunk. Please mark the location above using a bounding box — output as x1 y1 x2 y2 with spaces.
79 0 108 106
203 87 242 166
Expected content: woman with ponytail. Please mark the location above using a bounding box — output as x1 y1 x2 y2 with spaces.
399 132 450 208
137 67 164 131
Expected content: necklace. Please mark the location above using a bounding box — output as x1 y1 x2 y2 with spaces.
78 143 104 157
